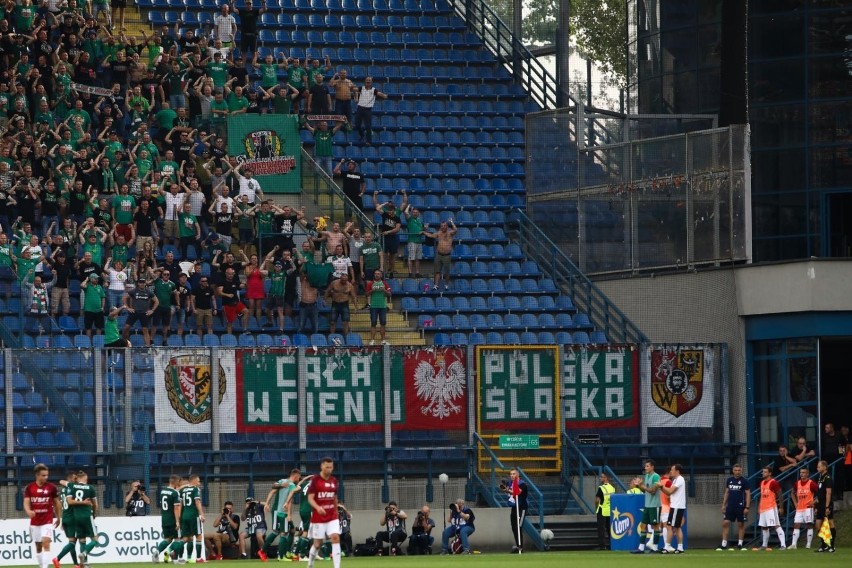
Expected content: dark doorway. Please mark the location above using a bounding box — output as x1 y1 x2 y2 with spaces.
828 192 852 257
818 338 852 446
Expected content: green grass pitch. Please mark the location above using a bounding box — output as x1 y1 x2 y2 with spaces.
13 549 851 568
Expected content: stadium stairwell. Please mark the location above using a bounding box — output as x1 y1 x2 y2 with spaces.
0 317 96 453
506 208 648 345
471 432 551 551
444 0 573 110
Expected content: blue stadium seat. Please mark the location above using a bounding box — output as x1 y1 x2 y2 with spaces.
346 333 364 346
220 334 238 347
519 332 538 345
203 334 221 346
555 331 574 345
573 313 593 329
433 333 451 346
503 332 520 344
590 331 608 344
573 332 591 344
555 296 576 311
184 334 202 347
450 332 467 345
504 314 522 330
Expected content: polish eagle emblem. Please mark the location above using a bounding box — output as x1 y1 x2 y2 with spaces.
413 355 466 419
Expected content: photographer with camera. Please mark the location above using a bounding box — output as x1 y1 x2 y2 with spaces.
240 497 268 559
204 501 241 559
500 468 528 553
408 505 435 555
375 500 407 556
441 499 475 555
124 480 150 517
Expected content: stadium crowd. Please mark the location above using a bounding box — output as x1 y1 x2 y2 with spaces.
0 0 418 346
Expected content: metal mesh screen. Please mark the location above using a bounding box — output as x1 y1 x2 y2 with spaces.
527 122 751 273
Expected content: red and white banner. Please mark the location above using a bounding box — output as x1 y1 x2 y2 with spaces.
400 347 468 431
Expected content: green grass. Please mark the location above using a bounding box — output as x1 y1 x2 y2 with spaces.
10 550 852 568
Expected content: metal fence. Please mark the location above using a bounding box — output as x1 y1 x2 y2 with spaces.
526 116 750 274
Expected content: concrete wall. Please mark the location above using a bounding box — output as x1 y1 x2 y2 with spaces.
594 269 748 444
734 259 852 315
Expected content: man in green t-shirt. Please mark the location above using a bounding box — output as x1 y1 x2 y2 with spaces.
153 270 177 344
262 469 302 560
178 202 201 260
269 83 300 115
287 60 308 113
210 91 229 139
359 231 383 284
264 258 288 331
206 52 229 88
634 459 663 553
154 475 183 563
365 269 391 344
80 273 106 340
304 119 345 176
226 85 249 115
68 471 99 565
103 306 130 348
401 190 424 278
179 474 205 562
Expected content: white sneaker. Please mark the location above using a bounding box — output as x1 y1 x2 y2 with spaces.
789 543 797 549
153 551 161 563
664 546 676 554
647 544 658 552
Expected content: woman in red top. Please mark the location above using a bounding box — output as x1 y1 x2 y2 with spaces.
244 253 269 321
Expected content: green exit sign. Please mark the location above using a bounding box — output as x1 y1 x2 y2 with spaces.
499 435 540 449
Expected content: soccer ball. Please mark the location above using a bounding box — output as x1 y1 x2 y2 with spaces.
540 529 554 542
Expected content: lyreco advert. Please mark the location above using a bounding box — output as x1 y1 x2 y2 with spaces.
0 517 166 564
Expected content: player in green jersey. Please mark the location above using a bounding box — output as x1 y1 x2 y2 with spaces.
179 475 205 563
288 475 315 559
154 475 183 563
68 471 99 568
262 469 302 560
632 459 663 553
52 471 79 568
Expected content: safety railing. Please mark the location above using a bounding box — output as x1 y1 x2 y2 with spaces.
472 432 547 550
506 208 648 345
447 0 574 110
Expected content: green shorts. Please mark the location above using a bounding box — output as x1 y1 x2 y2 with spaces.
74 516 96 539
299 511 311 533
62 517 77 539
640 507 660 526
162 524 179 540
272 512 288 533
181 518 202 537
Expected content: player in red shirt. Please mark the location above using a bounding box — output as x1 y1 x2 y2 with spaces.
23 464 61 568
306 457 341 568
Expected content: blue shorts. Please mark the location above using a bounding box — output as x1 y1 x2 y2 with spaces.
370 307 387 327
331 301 350 323
723 507 746 522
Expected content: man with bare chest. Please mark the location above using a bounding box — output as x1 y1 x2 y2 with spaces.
324 273 356 336
423 219 457 291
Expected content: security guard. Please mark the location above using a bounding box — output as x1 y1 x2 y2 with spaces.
596 472 616 550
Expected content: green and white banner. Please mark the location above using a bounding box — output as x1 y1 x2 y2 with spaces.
562 346 639 428
227 114 301 193
475 346 559 430
237 347 390 432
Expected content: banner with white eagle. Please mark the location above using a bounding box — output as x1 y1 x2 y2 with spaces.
393 346 468 431
154 349 237 433
640 345 716 428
